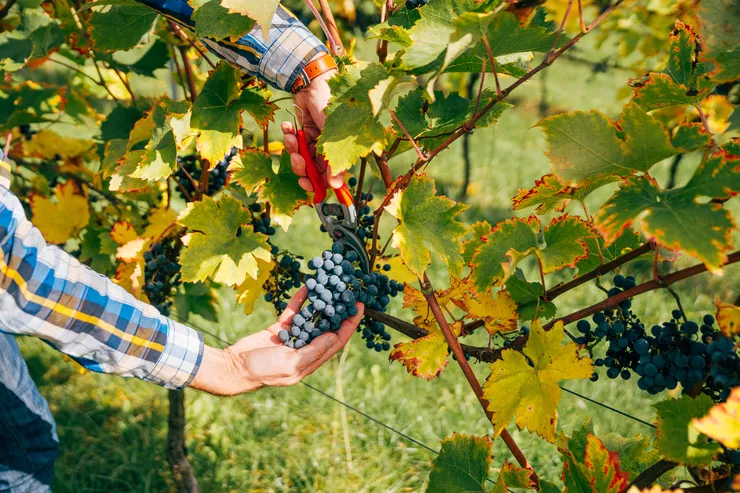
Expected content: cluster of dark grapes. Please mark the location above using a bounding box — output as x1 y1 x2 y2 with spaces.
405 0 429 9
263 251 302 313
346 177 375 242
277 242 403 350
174 148 235 199
19 124 37 138
249 203 276 236
143 237 182 316
581 275 739 401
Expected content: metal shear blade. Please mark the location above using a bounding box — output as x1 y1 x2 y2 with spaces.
315 201 370 274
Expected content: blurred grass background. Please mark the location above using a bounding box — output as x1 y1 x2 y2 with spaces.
16 22 740 493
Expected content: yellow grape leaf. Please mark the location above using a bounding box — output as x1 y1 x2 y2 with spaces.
482 320 593 442
110 221 139 245
715 300 740 336
114 261 146 299
383 256 417 286
402 277 471 321
267 140 284 154
23 130 96 161
692 387 740 449
234 258 274 314
142 208 178 240
116 237 149 263
452 290 519 335
29 181 90 244
389 321 461 380
700 95 734 134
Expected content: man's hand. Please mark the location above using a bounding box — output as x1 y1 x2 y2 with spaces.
281 67 345 192
190 287 363 396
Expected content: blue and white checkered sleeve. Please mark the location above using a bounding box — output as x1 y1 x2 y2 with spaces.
134 0 329 92
0 185 204 389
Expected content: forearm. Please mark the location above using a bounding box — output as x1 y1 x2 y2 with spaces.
0 186 203 389
135 0 329 92
189 345 260 396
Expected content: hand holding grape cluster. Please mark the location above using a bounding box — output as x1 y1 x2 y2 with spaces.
278 242 403 349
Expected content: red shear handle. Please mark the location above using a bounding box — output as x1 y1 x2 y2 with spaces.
296 129 353 207
297 129 327 204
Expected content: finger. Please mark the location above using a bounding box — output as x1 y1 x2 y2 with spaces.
302 125 321 143
290 152 308 177
314 150 327 173
281 121 295 136
277 286 308 327
325 168 346 189
283 133 298 155
281 332 338 374
298 303 365 376
298 177 313 192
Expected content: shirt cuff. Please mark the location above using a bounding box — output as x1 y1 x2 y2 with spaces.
145 317 204 389
256 6 329 91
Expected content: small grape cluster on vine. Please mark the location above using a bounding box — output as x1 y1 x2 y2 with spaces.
405 0 429 10
174 148 235 199
277 242 403 350
579 276 739 403
263 250 302 313
249 203 276 236
143 237 182 316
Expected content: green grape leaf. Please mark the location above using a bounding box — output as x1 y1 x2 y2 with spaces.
394 88 510 151
109 149 151 192
428 433 493 493
79 226 116 275
482 320 593 442
496 461 535 491
318 63 389 172
400 0 472 70
89 0 158 52
672 123 712 152
129 100 190 181
0 81 65 129
462 220 492 263
100 104 145 143
386 174 468 279
632 73 708 111
368 74 417 117
595 151 739 273
191 63 276 165
29 22 64 58
229 148 273 193
230 150 309 230
118 39 171 77
177 195 272 286
729 108 740 133
101 138 129 179
576 229 642 276
441 11 496 73
218 0 278 40
189 0 255 40
372 25 412 48
470 215 591 293
174 282 219 322
698 0 740 83
505 275 556 322
512 173 619 214
559 434 630 493
600 433 662 482
654 394 722 467
662 21 698 87
539 103 681 183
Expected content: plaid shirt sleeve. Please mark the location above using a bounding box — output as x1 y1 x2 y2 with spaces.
136 0 329 92
0 170 204 389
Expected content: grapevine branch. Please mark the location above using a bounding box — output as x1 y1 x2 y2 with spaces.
421 274 539 487
628 459 679 490
374 0 625 218
544 251 740 330
0 0 17 19
546 242 653 300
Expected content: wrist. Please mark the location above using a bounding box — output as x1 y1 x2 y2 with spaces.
190 345 260 396
292 52 337 94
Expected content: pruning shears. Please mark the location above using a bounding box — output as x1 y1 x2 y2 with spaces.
292 107 371 274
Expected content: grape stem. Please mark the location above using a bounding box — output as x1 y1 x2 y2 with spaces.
0 0 17 19
421 274 540 488
546 242 653 300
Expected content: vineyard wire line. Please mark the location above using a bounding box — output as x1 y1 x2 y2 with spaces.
174 317 511 486
176 315 656 440
559 386 656 429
